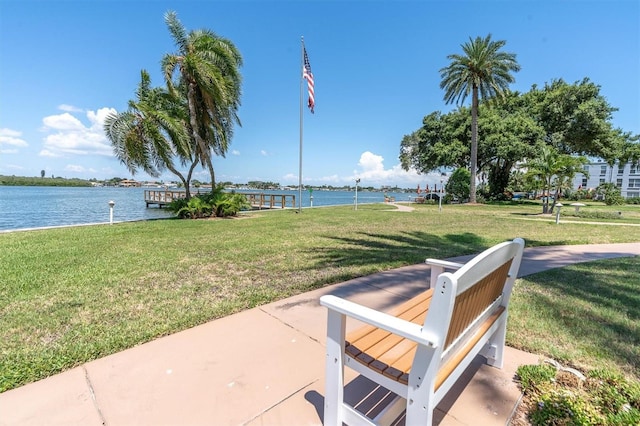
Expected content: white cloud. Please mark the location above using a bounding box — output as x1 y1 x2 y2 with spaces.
231 150 240 156
0 128 28 148
64 164 97 173
42 113 85 131
349 151 421 185
40 107 117 157
260 150 268 156
39 149 61 157
58 104 83 113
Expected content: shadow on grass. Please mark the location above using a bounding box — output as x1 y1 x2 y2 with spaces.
311 231 487 268
513 257 640 378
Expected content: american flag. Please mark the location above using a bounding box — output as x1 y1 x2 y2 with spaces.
303 46 315 113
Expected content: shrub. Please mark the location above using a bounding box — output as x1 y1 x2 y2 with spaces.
519 365 640 426
595 183 625 206
626 197 640 205
517 364 557 392
165 185 249 219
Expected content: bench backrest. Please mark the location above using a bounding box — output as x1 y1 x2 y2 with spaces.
422 238 524 356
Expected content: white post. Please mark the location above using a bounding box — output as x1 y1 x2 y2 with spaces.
438 178 443 212
439 172 447 212
108 200 115 225
555 203 563 224
354 178 360 210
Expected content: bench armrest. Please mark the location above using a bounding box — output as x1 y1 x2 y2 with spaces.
424 258 465 270
425 258 464 289
320 295 440 348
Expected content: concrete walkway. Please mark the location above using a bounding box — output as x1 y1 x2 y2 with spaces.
1 243 638 426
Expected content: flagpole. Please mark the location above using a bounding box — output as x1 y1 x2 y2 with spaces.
298 36 304 213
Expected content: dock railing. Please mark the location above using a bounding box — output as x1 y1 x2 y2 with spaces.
244 193 296 209
145 190 296 210
144 190 188 207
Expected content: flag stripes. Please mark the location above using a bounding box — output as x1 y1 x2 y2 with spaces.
303 46 315 113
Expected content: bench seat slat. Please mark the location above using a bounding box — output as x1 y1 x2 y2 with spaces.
345 289 434 344
347 292 434 361
343 262 512 388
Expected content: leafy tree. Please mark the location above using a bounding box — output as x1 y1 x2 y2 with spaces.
445 168 471 201
400 110 470 174
162 11 242 188
40 170 45 178
527 78 636 165
439 34 520 203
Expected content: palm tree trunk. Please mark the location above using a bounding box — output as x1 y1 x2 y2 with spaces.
469 85 479 203
206 157 216 189
187 81 212 177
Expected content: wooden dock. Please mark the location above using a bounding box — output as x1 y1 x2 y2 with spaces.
144 190 296 210
144 190 187 207
244 193 296 210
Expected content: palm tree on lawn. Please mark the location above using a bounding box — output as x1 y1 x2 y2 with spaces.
523 146 588 213
104 70 198 199
162 11 242 188
440 34 520 203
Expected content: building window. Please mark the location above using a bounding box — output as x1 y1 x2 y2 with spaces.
599 178 605 184
616 179 623 187
582 177 588 188
630 165 639 175
618 164 625 175
600 165 607 176
629 179 640 188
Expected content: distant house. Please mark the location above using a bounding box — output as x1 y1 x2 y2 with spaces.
572 160 640 199
119 179 141 187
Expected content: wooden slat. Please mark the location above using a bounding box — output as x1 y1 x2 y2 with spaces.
348 291 433 361
435 307 505 390
342 261 511 388
444 261 511 349
345 290 434 381
345 289 433 350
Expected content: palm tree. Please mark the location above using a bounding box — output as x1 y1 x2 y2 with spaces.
104 70 198 198
440 34 520 203
162 11 242 188
523 146 588 213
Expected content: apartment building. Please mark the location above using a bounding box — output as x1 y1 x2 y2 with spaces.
573 161 640 199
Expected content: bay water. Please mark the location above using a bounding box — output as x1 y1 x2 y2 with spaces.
0 186 411 232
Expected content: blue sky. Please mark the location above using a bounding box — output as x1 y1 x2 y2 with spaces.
1 0 638 189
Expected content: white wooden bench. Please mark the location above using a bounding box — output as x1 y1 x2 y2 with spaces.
320 238 525 425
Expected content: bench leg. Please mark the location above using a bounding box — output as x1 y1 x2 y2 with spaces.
405 348 438 426
324 310 346 425
486 318 506 368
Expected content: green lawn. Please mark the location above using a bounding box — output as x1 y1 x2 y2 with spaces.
1 202 639 392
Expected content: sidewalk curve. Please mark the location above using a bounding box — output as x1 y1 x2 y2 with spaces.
0 243 638 426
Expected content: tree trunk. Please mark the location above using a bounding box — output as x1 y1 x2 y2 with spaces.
469 85 479 203
207 157 216 189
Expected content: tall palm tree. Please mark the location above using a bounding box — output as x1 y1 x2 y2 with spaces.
440 34 520 203
162 11 242 188
104 70 198 198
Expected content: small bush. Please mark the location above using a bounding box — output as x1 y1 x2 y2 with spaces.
519 365 640 426
564 210 624 220
517 364 557 392
626 197 640 205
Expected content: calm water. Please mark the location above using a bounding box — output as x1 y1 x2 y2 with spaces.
0 186 411 232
